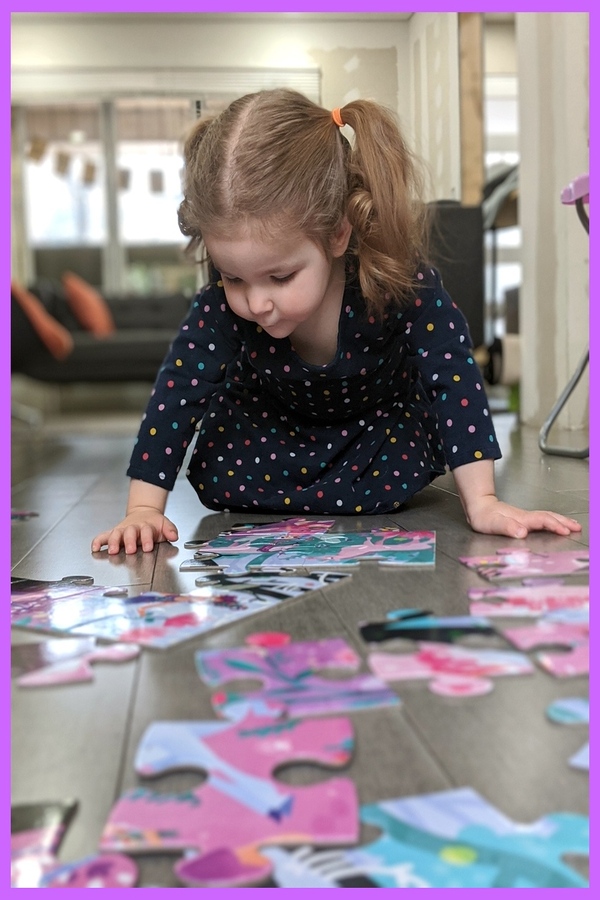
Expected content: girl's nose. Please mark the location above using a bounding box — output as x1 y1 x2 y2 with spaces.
246 289 273 316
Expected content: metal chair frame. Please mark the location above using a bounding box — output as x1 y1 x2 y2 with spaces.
538 178 589 459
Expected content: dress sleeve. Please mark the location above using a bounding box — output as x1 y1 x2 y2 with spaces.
126 281 241 489
400 267 502 470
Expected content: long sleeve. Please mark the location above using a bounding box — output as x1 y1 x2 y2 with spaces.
126 281 241 490
399 267 501 470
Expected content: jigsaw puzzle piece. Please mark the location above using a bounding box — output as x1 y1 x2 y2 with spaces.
252 529 436 569
196 636 400 719
184 518 336 552
13 572 351 649
546 697 589 771
183 519 322 560
11 575 95 595
368 642 534 696
356 786 588 887
188 517 337 546
11 508 39 520
182 519 435 572
468 581 589 617
546 696 589 725
568 744 589 770
12 637 96 676
360 610 499 644
11 584 132 633
501 619 589 677
15 640 139 687
100 713 358 887
135 714 353 822
459 548 589 581
180 553 293 573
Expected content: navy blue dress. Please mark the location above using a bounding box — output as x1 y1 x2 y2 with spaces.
127 262 501 514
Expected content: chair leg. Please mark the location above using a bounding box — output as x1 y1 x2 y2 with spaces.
538 348 589 459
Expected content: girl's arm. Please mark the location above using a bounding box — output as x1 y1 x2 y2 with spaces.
452 458 581 538
91 479 179 555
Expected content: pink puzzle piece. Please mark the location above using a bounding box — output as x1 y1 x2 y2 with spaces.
501 619 589 678
468 581 589 617
14 638 139 687
368 642 534 696
196 636 400 720
459 548 588 581
100 712 358 888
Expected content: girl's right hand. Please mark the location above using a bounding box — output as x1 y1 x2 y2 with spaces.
91 509 179 555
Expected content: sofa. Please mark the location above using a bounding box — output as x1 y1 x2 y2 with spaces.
12 279 194 385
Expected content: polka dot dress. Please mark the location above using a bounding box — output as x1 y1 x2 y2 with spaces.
127 264 501 514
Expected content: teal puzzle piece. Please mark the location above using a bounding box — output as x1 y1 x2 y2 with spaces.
264 787 588 888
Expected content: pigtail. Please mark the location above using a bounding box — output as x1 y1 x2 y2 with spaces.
177 116 218 259
338 101 429 316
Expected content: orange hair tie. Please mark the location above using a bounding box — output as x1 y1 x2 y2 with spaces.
331 107 345 128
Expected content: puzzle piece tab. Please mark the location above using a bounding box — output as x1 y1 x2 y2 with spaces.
196 635 400 719
100 712 358 887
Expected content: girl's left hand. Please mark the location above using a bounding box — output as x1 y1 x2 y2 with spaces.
466 496 582 539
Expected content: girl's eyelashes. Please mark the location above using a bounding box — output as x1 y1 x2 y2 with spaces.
221 273 296 285
271 272 295 284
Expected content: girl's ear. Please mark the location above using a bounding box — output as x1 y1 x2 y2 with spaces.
330 217 352 258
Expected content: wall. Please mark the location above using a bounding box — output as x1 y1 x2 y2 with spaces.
11 13 410 121
484 19 517 74
517 13 588 432
409 12 461 202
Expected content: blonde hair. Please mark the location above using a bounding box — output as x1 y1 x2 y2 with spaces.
178 88 429 316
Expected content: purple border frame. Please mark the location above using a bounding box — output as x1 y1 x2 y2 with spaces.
5 4 594 897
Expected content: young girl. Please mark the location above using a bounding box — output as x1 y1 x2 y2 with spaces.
92 89 580 555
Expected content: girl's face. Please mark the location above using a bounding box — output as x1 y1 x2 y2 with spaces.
203 221 351 341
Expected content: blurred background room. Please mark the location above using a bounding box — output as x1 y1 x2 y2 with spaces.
11 11 588 450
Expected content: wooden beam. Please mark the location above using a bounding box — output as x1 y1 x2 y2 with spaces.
459 12 484 206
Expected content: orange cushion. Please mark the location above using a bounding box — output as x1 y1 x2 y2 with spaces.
11 280 74 361
61 270 116 337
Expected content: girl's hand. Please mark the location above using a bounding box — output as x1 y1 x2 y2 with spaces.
91 508 179 555
452 459 582 539
466 496 582 539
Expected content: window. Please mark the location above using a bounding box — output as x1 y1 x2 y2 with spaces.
484 74 520 339
17 98 199 296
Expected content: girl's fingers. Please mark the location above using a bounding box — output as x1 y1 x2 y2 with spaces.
139 523 157 553
91 531 110 552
